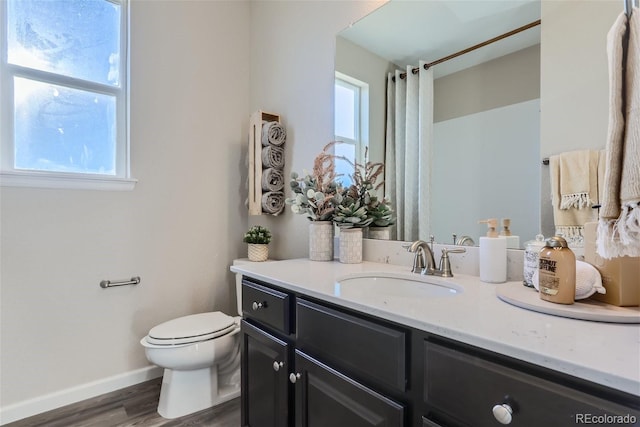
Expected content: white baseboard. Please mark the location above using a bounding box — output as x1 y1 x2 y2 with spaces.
0 365 163 425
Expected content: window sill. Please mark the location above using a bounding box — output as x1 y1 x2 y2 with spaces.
0 171 137 191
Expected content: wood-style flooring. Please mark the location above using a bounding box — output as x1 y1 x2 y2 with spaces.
4 377 240 427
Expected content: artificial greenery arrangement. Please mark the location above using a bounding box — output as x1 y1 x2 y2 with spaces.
286 142 395 229
285 142 343 221
243 225 272 244
333 199 373 229
367 199 395 227
338 147 395 228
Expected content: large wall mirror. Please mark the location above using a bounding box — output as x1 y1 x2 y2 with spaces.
335 0 543 248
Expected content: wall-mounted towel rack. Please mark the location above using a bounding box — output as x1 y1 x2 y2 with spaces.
625 0 638 17
248 110 286 216
100 276 141 288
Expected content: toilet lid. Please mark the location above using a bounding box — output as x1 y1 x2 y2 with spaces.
147 312 236 346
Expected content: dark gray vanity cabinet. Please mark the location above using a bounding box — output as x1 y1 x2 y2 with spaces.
241 320 291 427
240 276 639 427
294 299 407 427
241 279 294 427
240 277 407 427
292 350 405 427
421 338 640 427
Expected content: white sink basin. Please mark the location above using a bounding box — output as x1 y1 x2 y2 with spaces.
334 272 462 302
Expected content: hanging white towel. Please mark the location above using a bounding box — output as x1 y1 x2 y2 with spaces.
557 150 599 210
598 8 640 258
549 150 600 246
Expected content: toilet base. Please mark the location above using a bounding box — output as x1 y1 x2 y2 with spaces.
157 366 240 419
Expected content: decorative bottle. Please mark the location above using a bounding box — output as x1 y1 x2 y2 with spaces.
538 236 576 304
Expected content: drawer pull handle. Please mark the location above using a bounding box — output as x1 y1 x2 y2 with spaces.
492 403 513 425
252 301 265 310
289 373 301 384
272 361 284 372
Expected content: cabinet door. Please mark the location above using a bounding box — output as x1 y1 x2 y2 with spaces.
424 340 640 426
297 299 407 393
293 350 405 427
241 320 290 427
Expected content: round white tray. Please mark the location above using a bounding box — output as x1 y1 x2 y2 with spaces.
496 283 640 323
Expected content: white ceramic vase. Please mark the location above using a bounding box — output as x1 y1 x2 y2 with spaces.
248 244 269 262
309 221 334 261
339 228 363 264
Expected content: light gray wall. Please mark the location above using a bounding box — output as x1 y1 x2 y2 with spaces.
0 0 250 412
334 39 540 166
432 99 540 244
540 0 620 237
247 0 386 260
0 0 620 418
435 44 540 122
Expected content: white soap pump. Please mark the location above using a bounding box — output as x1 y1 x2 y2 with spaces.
499 218 520 249
478 218 507 283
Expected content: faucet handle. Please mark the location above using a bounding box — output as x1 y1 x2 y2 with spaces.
442 247 466 255
438 247 466 277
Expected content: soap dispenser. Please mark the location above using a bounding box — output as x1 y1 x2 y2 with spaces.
478 218 507 283
499 218 520 249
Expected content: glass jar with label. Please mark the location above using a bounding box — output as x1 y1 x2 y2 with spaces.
523 234 545 287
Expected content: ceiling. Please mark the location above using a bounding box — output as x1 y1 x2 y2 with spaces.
338 0 541 78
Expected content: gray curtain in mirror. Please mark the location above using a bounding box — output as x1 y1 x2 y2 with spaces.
385 62 433 242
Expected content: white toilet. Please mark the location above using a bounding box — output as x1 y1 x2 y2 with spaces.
140 269 244 419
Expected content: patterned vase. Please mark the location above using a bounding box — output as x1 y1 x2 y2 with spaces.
339 228 363 264
248 244 269 262
368 226 392 240
309 221 334 261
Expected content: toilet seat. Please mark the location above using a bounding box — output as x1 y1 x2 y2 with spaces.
146 312 237 346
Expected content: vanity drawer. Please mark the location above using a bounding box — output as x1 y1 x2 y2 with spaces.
296 298 407 393
423 340 640 426
242 279 292 335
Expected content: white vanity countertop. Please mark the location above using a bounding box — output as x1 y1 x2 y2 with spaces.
231 258 640 397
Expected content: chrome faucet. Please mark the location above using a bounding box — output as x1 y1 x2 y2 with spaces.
406 240 437 274
405 239 466 277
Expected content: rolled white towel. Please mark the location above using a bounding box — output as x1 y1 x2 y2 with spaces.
531 260 605 300
262 168 285 192
262 145 285 169
575 260 606 299
262 121 286 146
262 191 285 215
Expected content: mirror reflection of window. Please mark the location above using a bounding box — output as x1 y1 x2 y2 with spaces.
334 72 369 187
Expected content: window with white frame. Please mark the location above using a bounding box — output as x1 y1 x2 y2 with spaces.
0 0 133 190
334 72 368 188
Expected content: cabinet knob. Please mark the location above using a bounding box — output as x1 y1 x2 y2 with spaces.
492 403 513 424
272 361 284 372
289 373 301 384
252 301 264 310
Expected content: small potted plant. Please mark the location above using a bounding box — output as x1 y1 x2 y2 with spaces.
243 225 271 262
333 192 373 264
367 198 395 240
